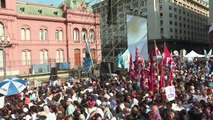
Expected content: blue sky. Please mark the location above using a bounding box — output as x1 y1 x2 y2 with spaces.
20 0 209 7
20 0 101 7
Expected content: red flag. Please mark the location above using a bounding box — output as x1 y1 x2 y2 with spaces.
164 43 175 86
154 40 162 60
134 47 144 77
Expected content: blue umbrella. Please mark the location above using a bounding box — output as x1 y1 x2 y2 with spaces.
0 77 27 96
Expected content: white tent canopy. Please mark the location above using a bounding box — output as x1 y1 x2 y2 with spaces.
184 50 204 58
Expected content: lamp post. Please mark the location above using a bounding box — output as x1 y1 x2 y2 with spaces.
0 36 10 79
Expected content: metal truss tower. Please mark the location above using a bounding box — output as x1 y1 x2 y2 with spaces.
93 0 147 62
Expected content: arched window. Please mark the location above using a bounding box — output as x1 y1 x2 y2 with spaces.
56 49 64 63
82 28 87 42
26 28 31 40
55 30 63 41
40 49 48 64
21 27 31 40
0 23 4 68
22 50 31 65
73 28 79 42
39 28 48 40
21 28 25 40
90 49 96 60
0 0 6 8
74 49 81 66
0 22 4 36
89 29 95 42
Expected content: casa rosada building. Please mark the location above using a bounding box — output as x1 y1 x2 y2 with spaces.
0 0 101 76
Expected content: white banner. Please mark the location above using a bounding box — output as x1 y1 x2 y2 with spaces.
127 15 149 60
0 96 5 108
165 86 175 101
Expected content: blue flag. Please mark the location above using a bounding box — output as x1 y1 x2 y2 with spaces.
83 41 93 72
118 52 123 68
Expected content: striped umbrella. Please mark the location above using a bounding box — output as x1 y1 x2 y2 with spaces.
0 77 27 96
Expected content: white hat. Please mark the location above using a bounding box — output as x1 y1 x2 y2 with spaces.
66 98 73 102
23 108 28 113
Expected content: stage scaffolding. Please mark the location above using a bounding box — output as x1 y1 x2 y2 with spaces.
93 0 147 63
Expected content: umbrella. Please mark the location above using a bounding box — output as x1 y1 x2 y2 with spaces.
0 77 27 96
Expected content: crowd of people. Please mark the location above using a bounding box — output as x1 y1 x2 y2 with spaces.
0 57 212 120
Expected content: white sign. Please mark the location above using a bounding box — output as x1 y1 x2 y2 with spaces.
0 96 5 108
165 86 175 101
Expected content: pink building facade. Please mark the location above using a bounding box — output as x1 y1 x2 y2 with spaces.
0 0 101 77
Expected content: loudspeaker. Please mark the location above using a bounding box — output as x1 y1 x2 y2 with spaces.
50 67 58 80
100 62 114 74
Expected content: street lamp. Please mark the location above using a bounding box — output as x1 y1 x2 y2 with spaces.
0 36 10 79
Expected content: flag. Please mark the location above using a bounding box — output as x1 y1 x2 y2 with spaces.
154 40 163 71
83 41 93 72
154 40 162 59
122 49 130 70
164 43 175 85
134 47 144 78
118 52 123 68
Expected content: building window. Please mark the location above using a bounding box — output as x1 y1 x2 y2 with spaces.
0 50 2 68
40 50 48 64
160 13 163 18
74 49 81 66
54 11 58 16
90 49 96 60
160 20 163 26
82 28 87 42
73 28 79 42
39 29 47 40
26 28 30 40
56 30 63 41
175 22 177 26
89 29 94 43
22 50 31 65
56 49 64 63
38 10 42 14
174 7 177 12
20 7 25 13
170 28 173 32
159 5 163 10
160 28 164 34
73 0 77 5
21 28 31 40
0 0 5 8
169 6 172 10
170 21 173 25
169 13 172 17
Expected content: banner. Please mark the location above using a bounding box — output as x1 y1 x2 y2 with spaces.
127 15 148 60
0 96 5 108
165 86 175 101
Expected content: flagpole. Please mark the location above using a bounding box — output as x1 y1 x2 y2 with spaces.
154 40 159 75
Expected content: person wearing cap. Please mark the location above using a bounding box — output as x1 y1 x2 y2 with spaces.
66 98 75 116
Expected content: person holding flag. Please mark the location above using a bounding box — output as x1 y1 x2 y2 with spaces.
83 41 93 72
